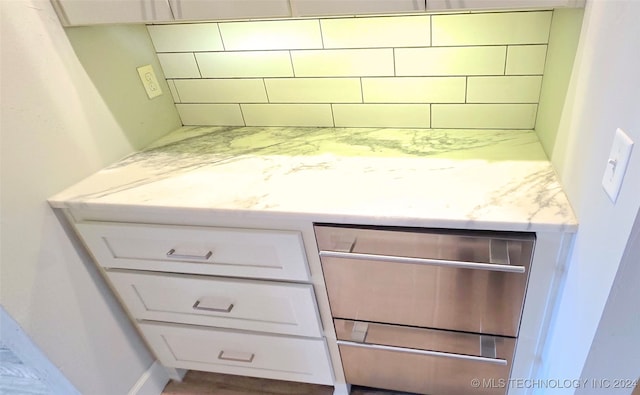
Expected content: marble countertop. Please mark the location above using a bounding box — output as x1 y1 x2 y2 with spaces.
49 126 577 232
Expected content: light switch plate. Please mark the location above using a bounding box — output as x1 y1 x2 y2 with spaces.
602 128 634 203
137 64 163 99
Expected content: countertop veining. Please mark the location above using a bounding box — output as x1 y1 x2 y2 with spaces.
49 126 577 232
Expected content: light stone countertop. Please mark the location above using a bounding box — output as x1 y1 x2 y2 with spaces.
49 126 578 233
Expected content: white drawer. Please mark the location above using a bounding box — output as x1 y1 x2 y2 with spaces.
107 270 322 337
76 221 309 281
138 321 334 385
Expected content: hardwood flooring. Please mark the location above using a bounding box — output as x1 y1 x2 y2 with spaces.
162 371 413 395
162 370 640 395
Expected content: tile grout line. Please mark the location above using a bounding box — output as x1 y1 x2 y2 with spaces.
238 103 247 126
503 46 509 75
289 51 296 78
465 76 468 104
192 52 203 78
216 23 226 51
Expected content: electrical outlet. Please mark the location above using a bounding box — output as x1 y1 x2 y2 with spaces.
602 128 634 203
136 64 162 99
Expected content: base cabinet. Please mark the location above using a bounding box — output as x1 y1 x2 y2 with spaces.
71 220 334 387
139 321 334 385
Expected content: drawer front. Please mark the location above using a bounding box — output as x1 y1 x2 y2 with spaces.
315 224 535 270
107 270 322 337
316 225 534 337
138 322 334 385
76 221 309 281
335 320 514 395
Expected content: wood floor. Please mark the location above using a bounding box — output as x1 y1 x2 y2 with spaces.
162 371 412 395
163 370 640 395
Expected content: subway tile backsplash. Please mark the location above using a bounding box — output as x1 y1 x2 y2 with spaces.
148 10 552 129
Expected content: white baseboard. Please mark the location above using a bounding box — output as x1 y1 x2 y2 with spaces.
0 306 80 395
128 360 171 395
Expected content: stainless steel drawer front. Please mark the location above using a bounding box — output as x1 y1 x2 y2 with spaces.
336 341 507 365
335 319 514 395
319 250 525 273
316 225 534 337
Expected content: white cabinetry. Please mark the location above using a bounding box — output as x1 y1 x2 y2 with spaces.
290 0 425 16
426 0 585 11
75 221 309 281
52 0 584 26
73 220 333 386
140 321 333 385
51 0 173 26
169 0 290 20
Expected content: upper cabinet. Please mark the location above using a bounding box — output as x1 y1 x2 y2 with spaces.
169 0 290 21
52 0 290 26
52 0 584 26
426 0 585 11
51 0 174 26
290 0 425 17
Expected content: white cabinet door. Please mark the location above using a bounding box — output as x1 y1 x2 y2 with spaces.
75 221 310 281
139 321 334 385
169 0 291 20
291 0 425 17
107 270 323 337
426 0 585 11
52 0 174 26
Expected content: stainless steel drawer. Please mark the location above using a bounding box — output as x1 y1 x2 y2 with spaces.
316 224 534 337
335 319 514 395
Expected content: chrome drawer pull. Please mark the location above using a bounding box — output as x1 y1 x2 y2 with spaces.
320 251 525 274
192 299 234 313
166 248 213 261
218 350 255 363
489 239 510 265
351 322 369 342
337 340 507 366
480 336 497 359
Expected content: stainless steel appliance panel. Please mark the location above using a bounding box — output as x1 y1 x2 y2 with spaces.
316 225 534 337
335 319 514 395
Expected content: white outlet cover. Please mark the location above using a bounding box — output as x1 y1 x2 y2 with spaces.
137 64 163 99
602 128 634 203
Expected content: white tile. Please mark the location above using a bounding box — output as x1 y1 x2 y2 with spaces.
291 49 393 77
174 79 267 103
167 80 180 103
196 51 293 78
506 45 548 75
467 76 542 103
431 104 537 129
432 11 552 46
333 104 430 128
320 15 430 49
362 77 465 103
241 104 333 127
264 78 361 103
176 104 245 126
395 47 506 76
147 23 223 52
219 19 322 50
157 53 200 78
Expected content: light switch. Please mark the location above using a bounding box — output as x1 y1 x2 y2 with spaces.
137 64 163 99
602 128 634 203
